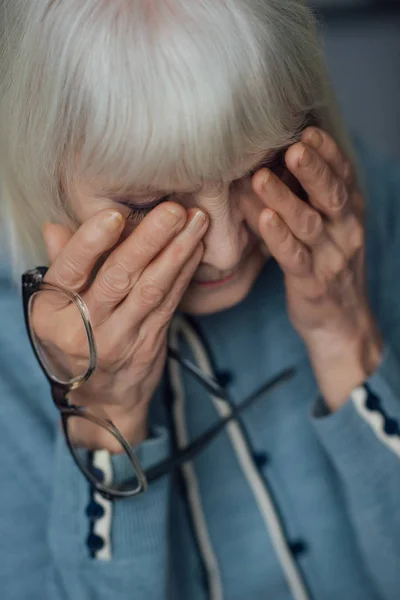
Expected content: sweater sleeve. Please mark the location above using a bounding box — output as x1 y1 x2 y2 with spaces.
0 265 173 600
310 147 400 600
311 344 400 600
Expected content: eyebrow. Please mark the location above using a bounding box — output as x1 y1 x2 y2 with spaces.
106 149 285 208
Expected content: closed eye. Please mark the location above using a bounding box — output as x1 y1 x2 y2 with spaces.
113 150 287 222
118 195 172 223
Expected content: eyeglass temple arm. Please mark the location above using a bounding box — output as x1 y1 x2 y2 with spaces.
167 346 228 400
119 367 295 491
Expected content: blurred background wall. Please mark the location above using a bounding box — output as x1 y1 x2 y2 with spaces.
310 0 400 157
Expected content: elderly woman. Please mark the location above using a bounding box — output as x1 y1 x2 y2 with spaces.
1 1 399 599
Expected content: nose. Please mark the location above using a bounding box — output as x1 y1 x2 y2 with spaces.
194 186 249 271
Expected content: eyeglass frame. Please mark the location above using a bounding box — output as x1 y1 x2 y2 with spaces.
22 266 295 502
22 266 150 498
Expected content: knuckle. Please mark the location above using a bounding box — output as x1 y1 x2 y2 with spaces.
350 221 365 251
343 160 354 185
138 327 163 361
332 253 347 277
139 234 163 256
310 155 326 180
318 252 347 283
307 282 328 303
158 278 188 317
136 279 165 307
279 227 295 254
292 247 308 270
331 179 348 211
155 297 176 320
286 245 308 275
100 263 132 296
52 260 86 290
302 212 323 242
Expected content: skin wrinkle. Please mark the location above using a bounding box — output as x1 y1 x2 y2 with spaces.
72 152 267 313
70 144 294 316
73 147 292 294
196 184 249 277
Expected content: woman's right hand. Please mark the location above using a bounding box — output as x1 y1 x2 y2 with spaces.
39 203 209 451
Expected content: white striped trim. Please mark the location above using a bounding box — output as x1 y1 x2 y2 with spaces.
92 450 113 560
170 316 310 600
351 386 400 459
169 319 224 600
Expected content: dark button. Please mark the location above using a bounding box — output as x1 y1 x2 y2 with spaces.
365 389 382 412
216 371 234 388
86 533 105 552
253 452 269 468
86 501 105 520
289 540 308 557
384 418 400 436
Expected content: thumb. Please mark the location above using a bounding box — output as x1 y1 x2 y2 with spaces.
42 222 74 264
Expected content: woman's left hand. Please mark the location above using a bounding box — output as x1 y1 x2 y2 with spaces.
252 127 383 411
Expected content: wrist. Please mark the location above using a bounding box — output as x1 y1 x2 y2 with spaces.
68 394 150 453
306 324 383 413
110 411 149 451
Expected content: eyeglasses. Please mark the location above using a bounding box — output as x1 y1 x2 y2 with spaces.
22 267 294 501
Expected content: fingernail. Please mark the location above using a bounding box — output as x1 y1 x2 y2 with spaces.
306 130 323 150
160 205 185 227
306 213 322 236
263 170 271 189
101 211 124 231
186 209 207 233
265 209 279 227
299 146 313 168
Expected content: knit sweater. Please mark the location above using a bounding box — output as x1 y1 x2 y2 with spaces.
1 141 400 600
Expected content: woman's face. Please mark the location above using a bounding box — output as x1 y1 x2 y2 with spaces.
71 149 293 315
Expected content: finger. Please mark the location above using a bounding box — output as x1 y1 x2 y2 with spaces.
326 211 365 261
43 223 74 263
101 242 205 353
312 237 347 289
45 210 126 292
83 202 188 318
241 192 265 239
253 168 326 248
300 127 355 185
285 143 350 221
112 209 209 325
87 203 208 323
146 241 205 329
300 128 365 220
259 209 312 277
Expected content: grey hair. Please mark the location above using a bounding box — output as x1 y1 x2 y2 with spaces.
0 0 355 274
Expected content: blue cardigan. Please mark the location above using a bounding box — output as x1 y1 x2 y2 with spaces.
1 141 400 600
